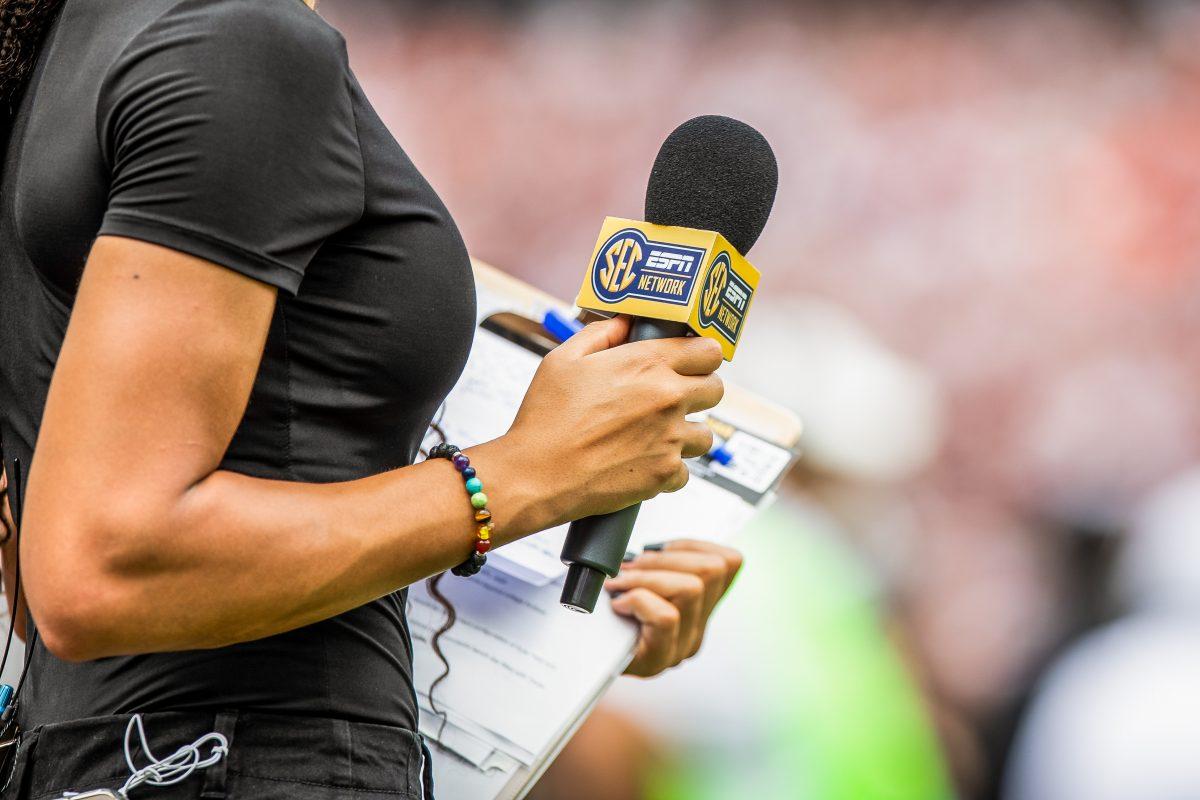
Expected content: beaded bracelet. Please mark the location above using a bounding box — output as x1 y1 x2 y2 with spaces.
428 443 491 577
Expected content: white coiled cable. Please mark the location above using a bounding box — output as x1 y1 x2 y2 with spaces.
63 713 228 798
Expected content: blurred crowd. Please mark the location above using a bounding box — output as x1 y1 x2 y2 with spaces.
319 0 1200 797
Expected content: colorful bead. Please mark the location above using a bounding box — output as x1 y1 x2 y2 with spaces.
431 442 492 577
429 443 459 459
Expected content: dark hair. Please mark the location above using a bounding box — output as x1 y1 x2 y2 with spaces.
0 0 63 110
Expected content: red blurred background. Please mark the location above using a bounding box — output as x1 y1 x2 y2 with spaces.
316 2 1200 795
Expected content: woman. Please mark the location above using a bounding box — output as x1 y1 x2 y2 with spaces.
0 0 742 797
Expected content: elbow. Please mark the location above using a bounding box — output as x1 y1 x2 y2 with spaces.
32 568 142 662
30 557 134 662
24 510 162 662
37 604 110 663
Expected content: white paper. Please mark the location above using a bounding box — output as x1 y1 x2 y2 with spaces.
408 568 638 759
437 329 766 585
415 271 795 797
710 430 794 495
627 476 758 551
437 330 572 584
419 690 535 765
439 328 537 449
427 737 521 800
417 703 525 773
418 709 503 768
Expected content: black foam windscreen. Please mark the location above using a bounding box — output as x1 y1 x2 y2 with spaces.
644 115 778 256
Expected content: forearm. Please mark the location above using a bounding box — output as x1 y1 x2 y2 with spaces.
28 435 555 661
22 240 720 661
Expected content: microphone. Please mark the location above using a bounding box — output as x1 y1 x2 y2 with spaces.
559 115 778 613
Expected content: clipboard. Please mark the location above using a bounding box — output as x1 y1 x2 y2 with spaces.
413 259 802 799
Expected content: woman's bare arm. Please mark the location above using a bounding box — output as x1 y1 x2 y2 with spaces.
22 236 723 663
22 237 535 661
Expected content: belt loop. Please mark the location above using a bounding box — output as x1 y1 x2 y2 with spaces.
199 712 237 799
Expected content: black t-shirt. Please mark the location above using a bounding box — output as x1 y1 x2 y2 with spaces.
0 0 476 730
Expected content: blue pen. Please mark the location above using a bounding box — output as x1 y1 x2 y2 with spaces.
707 444 734 466
542 309 584 343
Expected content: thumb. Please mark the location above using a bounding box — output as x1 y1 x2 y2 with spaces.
554 315 630 358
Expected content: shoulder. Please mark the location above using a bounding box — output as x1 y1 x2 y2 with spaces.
178 0 345 57
97 0 355 144
113 0 348 83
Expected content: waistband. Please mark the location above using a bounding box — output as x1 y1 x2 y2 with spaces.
4 710 432 800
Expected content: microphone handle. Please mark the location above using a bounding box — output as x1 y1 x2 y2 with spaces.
559 317 693 613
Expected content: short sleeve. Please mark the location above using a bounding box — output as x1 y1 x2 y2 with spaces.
96 0 364 294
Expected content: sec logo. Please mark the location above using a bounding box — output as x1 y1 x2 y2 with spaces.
598 236 642 296
590 228 707 306
701 257 729 319
697 252 752 345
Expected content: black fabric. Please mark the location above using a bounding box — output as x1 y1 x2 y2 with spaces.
0 0 476 734
1 710 430 799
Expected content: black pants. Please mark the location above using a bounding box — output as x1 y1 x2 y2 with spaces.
0 711 434 800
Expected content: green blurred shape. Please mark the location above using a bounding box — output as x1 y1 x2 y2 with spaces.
649 504 952 800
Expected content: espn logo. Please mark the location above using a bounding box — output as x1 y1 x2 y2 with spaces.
591 229 707 306
644 250 697 274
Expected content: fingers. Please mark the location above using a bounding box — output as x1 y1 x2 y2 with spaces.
680 421 715 459
661 462 691 493
672 337 724 376
612 568 704 660
610 587 678 677
554 315 631 358
624 548 736 620
664 539 745 593
681 374 725 414
625 336 724 377
609 579 697 677
667 537 739 599
608 542 746 676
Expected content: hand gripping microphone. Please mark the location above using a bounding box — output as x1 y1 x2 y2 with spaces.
559 115 778 613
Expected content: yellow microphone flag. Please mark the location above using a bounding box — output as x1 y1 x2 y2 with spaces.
575 217 760 360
